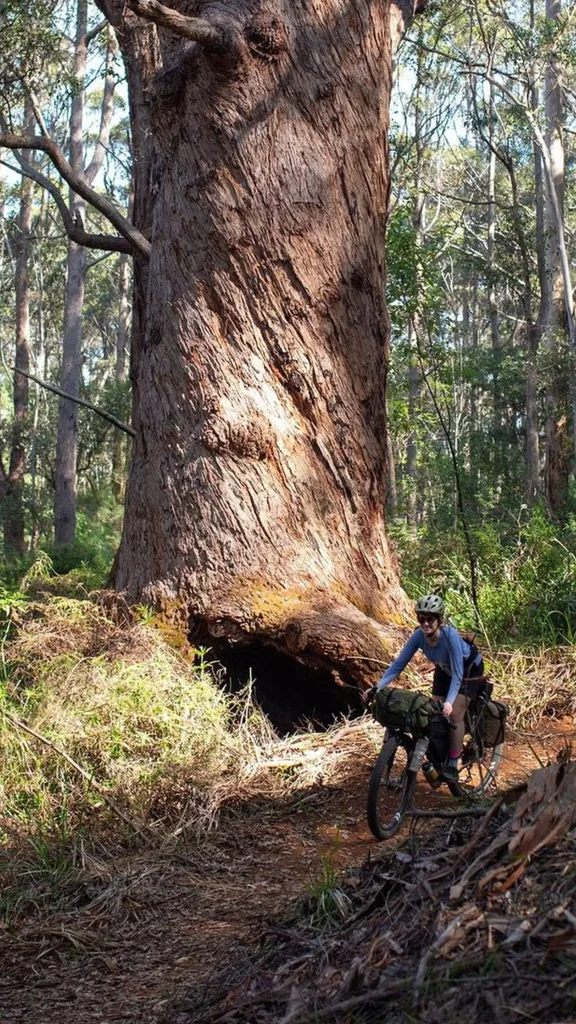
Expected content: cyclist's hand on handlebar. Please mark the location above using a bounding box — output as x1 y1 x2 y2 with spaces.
442 701 454 718
362 685 378 706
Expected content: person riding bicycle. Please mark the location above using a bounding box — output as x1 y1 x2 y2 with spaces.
364 594 485 782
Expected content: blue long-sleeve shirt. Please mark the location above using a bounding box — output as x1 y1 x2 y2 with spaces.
375 625 480 706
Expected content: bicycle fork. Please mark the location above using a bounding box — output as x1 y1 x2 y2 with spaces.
409 737 430 771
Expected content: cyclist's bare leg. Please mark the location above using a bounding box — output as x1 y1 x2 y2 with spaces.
432 690 470 760
449 693 470 757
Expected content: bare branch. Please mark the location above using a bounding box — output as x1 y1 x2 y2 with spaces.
127 0 226 48
0 157 133 254
407 806 492 819
0 133 151 259
86 17 109 45
12 367 135 437
21 79 51 138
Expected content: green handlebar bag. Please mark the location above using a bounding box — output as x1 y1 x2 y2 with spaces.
372 687 442 738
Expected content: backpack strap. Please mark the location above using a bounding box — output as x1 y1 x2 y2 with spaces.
459 630 476 645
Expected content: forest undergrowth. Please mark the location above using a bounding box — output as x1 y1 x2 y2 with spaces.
393 506 576 648
0 560 374 922
1 520 576 924
0 540 575 1023
0 520 575 1024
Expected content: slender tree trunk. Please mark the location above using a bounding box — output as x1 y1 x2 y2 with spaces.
543 0 569 513
112 253 131 498
385 426 397 515
96 0 426 685
1 100 34 555
462 258 481 498
54 9 118 545
406 52 425 527
486 80 506 488
526 81 547 504
29 192 49 550
406 326 419 526
525 326 540 501
54 0 88 546
524 6 543 503
502 148 541 508
54 230 85 545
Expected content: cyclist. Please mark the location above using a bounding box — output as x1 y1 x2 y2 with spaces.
364 594 485 781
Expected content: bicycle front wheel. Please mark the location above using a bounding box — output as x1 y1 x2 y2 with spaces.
367 735 416 840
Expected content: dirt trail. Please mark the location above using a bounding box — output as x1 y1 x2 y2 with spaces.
1 723 573 1024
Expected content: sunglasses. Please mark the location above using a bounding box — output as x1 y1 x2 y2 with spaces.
416 613 439 624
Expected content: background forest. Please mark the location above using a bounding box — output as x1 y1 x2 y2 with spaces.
2 0 576 648
1 6 576 1021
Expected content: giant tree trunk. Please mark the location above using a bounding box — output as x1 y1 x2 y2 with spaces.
99 0 424 688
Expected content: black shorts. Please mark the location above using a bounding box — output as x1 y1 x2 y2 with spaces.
432 657 485 700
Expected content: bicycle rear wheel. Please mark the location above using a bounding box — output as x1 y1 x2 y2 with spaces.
448 738 504 798
367 735 416 840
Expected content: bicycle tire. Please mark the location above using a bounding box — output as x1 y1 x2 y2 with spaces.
367 735 417 840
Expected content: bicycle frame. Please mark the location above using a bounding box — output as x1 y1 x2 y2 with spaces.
368 697 505 840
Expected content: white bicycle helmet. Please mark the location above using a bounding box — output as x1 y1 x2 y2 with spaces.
415 594 445 617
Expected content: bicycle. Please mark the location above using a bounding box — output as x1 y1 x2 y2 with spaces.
366 693 505 841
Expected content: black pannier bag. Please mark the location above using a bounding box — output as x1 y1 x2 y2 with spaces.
427 713 450 766
372 688 442 739
481 699 508 747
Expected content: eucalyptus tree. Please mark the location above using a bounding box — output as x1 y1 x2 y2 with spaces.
542 0 571 511
2 0 427 690
0 2 64 552
0 100 33 554
54 2 120 546
387 0 576 518
468 0 576 511
1 0 132 552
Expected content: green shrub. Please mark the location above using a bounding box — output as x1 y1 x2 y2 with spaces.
391 506 576 647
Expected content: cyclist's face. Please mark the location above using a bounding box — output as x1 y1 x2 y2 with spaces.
416 613 440 634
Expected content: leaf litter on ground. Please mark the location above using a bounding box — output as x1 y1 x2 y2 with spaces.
183 751 576 1024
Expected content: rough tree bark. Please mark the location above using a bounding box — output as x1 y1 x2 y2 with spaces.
94 0 427 689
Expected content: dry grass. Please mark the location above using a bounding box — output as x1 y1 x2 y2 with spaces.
487 646 576 728
0 586 384 921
